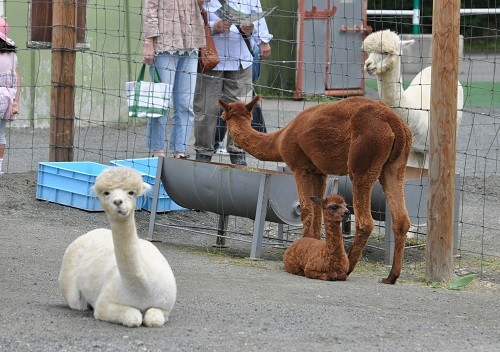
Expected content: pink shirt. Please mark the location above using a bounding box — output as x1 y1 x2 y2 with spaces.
142 0 206 53
0 52 17 120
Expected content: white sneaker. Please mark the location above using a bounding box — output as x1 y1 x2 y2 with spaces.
215 147 228 155
0 158 4 174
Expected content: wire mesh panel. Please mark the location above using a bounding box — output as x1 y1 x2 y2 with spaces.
0 0 499 282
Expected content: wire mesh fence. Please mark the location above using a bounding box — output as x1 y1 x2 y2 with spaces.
1 0 499 282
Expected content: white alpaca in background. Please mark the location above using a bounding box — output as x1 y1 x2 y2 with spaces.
59 167 176 327
363 30 464 155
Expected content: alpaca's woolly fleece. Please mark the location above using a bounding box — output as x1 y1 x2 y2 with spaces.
363 29 463 155
93 166 152 199
220 96 412 284
362 30 400 55
59 166 176 327
284 194 350 281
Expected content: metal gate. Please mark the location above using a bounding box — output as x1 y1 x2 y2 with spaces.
295 0 369 98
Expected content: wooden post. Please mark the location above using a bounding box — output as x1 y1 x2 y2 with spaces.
50 0 77 161
425 0 461 282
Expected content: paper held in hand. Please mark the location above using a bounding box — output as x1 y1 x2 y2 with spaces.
215 4 277 25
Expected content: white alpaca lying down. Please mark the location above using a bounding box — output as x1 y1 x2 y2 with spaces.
59 167 176 327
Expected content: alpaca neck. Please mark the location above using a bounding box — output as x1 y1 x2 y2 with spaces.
377 57 405 107
110 217 145 283
325 221 344 257
227 120 284 161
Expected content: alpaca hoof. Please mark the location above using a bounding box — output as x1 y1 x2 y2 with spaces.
144 308 166 327
123 311 143 327
381 275 398 285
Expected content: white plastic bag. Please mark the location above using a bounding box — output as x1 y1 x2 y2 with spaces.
125 64 172 118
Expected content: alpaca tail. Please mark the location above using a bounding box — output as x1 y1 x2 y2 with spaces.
383 103 413 163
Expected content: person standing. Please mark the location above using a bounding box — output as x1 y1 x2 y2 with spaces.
142 0 208 158
193 0 272 165
0 18 21 174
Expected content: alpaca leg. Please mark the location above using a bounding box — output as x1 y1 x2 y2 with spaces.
294 170 321 239
304 263 330 281
59 247 89 310
94 300 143 327
347 178 376 275
144 307 169 327
311 174 327 237
329 270 347 281
379 168 411 284
283 247 305 276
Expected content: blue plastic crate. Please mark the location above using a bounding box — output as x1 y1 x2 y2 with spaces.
36 161 145 211
109 157 187 213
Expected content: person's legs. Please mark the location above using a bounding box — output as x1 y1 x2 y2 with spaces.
214 110 227 152
193 70 224 160
0 119 6 174
169 51 198 157
222 66 253 165
147 52 177 156
251 102 266 133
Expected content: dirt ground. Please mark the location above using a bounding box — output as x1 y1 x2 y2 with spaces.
1 168 500 351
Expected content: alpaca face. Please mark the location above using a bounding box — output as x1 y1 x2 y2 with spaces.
310 195 349 223
219 95 260 123
98 188 138 219
93 167 150 220
362 30 414 77
324 200 349 223
364 51 397 76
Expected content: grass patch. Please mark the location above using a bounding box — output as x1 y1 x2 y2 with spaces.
463 82 500 108
365 80 499 109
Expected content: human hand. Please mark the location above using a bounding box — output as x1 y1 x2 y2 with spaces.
143 38 155 64
259 42 271 59
11 101 19 114
239 23 254 35
214 20 231 34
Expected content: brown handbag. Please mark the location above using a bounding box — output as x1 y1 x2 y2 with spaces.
198 8 220 73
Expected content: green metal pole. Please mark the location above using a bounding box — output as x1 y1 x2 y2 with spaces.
413 0 420 34
125 0 132 79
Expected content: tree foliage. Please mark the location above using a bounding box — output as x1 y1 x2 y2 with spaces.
367 0 498 51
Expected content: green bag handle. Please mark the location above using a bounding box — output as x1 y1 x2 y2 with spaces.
137 63 162 83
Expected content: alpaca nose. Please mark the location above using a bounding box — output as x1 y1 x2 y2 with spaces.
343 208 350 218
113 199 123 206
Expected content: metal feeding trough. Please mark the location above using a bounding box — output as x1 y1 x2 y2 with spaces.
146 157 333 259
160 158 302 226
146 157 459 263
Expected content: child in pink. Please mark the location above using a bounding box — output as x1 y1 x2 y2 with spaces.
0 17 21 174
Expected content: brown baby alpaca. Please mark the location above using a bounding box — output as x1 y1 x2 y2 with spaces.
219 96 412 284
284 194 350 281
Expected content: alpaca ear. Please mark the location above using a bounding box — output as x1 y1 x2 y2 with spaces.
309 196 323 206
400 39 414 49
141 182 152 196
246 95 260 112
219 99 230 111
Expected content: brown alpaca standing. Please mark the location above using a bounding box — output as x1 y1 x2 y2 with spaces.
283 194 350 281
219 96 412 284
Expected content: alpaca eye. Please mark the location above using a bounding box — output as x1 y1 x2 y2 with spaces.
103 191 110 196
329 205 339 211
128 191 135 196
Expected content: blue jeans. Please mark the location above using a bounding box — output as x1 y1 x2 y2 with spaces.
146 51 198 153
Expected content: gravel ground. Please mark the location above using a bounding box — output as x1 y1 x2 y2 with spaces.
1 171 500 352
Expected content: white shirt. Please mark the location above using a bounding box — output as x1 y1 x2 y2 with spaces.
204 0 273 71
